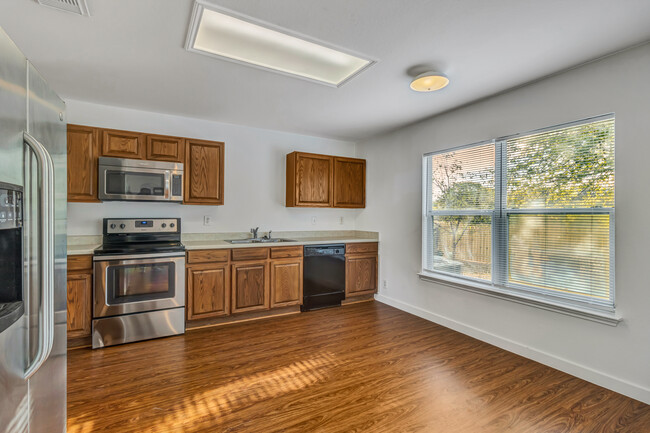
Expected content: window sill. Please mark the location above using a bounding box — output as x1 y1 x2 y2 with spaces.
418 271 622 327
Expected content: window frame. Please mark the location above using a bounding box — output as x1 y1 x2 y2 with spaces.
421 114 617 319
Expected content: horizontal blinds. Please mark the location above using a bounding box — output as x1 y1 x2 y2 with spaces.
507 213 611 301
424 115 615 308
430 142 495 211
427 142 495 282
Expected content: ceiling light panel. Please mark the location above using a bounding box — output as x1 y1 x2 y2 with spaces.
185 2 375 87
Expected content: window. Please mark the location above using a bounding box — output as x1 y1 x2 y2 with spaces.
422 115 615 311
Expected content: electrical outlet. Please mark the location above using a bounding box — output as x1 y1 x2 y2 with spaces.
311 216 317 225
339 216 344 225
383 280 388 289
203 215 211 226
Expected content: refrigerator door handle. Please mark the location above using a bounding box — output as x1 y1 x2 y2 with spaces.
22 131 55 380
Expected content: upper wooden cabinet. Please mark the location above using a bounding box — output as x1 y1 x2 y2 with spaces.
67 124 100 202
146 134 184 162
286 151 365 208
66 124 225 205
184 139 225 205
286 152 333 207
101 128 146 159
333 157 366 208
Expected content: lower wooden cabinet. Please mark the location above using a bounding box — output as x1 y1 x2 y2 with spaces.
186 264 230 320
231 261 270 313
270 259 303 307
345 243 378 297
67 255 93 339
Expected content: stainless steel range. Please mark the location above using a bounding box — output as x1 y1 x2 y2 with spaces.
92 218 185 348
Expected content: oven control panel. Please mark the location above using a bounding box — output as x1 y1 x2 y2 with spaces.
104 218 180 234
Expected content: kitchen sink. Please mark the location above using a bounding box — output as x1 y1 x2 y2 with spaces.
225 238 296 244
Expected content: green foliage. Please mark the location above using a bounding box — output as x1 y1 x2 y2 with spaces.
506 120 614 209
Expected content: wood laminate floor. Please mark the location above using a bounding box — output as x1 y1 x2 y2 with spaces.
67 301 650 433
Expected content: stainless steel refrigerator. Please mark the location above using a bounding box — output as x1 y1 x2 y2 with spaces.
0 26 67 433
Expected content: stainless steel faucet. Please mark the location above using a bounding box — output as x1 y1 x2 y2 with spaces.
264 230 272 240
250 227 259 239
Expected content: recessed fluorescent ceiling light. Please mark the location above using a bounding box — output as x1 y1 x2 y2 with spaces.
185 2 375 87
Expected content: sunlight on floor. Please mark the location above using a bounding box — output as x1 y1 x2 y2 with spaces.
155 351 338 431
67 420 95 433
68 351 339 432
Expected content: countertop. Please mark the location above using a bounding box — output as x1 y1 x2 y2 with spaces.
67 231 378 256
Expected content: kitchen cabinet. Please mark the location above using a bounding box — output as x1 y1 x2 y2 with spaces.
146 134 184 162
286 151 366 208
186 264 230 320
333 157 366 208
184 138 225 205
270 246 303 307
231 261 270 313
67 124 100 202
66 124 226 205
286 152 333 207
270 259 302 307
101 128 146 159
66 255 93 339
345 243 378 296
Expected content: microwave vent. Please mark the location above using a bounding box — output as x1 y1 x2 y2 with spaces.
37 0 90 16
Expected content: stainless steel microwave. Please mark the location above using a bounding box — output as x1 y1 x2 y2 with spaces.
98 157 183 202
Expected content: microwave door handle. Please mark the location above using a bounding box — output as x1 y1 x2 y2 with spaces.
22 131 55 379
165 170 170 199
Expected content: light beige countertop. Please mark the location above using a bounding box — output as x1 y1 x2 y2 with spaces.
67 231 378 255
67 235 101 256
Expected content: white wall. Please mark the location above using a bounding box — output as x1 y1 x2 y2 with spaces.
66 100 360 235
356 43 650 403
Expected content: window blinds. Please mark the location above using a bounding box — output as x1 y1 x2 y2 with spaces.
424 115 615 310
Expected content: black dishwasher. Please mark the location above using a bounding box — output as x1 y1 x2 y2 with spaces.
302 244 345 311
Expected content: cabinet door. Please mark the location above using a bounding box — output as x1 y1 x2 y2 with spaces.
288 152 333 207
146 134 184 162
101 128 145 159
184 139 225 205
345 254 378 296
187 264 230 320
333 157 365 208
231 261 269 313
67 272 92 338
67 125 100 202
270 259 303 308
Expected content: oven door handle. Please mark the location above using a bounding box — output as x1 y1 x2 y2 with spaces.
23 131 55 379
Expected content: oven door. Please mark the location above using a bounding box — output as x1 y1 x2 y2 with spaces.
98 165 171 202
93 253 185 318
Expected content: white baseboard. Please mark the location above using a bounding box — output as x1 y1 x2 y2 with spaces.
374 293 650 405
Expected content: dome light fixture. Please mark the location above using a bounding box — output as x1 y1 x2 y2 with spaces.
410 71 449 92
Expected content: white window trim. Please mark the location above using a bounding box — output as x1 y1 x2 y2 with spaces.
418 270 621 326
420 114 619 325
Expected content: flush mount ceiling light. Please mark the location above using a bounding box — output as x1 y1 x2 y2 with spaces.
410 72 449 92
185 1 376 87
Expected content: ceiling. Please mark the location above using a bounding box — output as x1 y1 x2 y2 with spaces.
2 0 650 141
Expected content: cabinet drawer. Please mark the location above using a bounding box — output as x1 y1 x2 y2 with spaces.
68 255 93 271
187 249 229 264
346 242 378 255
231 247 269 262
270 246 303 259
